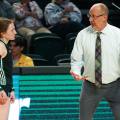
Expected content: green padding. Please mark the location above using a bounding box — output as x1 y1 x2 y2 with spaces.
19 86 81 90
19 81 82 85
19 75 113 120
19 75 74 80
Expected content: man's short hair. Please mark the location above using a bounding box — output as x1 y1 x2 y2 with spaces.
99 3 109 16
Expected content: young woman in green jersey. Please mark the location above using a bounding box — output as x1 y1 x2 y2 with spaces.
0 17 16 120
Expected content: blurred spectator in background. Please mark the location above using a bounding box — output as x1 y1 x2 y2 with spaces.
12 0 51 53
8 35 34 66
0 0 15 23
44 0 85 39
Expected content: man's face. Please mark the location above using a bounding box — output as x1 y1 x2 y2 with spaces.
9 41 23 57
89 6 106 31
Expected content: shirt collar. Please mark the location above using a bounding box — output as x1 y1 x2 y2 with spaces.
91 23 109 35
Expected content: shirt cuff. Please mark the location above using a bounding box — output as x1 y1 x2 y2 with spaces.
70 70 81 76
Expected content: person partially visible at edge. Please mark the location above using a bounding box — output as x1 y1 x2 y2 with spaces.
70 3 120 120
8 35 34 66
12 0 51 53
0 17 16 120
0 0 15 23
44 0 85 39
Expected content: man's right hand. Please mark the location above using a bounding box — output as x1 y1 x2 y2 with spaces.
0 90 8 105
70 71 88 81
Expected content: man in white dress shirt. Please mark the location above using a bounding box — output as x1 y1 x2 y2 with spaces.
70 3 120 120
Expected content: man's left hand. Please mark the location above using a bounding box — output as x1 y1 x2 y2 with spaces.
70 71 88 81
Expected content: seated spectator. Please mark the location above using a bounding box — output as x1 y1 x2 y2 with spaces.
12 0 51 52
8 35 34 66
0 0 15 23
44 0 85 39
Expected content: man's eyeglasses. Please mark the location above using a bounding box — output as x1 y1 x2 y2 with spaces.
87 14 105 19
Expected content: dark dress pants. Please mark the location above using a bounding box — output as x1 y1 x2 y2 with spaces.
79 79 120 120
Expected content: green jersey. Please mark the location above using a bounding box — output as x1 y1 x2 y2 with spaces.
0 40 14 92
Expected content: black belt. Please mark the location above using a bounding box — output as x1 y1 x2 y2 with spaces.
85 79 119 88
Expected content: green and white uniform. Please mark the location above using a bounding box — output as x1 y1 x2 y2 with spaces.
0 40 14 92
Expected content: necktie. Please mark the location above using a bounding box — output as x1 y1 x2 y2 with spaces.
95 32 102 88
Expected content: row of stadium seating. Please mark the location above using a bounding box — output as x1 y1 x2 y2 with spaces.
21 32 77 65
6 0 120 66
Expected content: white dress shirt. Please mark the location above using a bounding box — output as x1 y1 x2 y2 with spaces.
71 23 120 84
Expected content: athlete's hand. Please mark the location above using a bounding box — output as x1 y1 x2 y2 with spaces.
70 71 88 81
9 91 15 104
0 90 8 105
